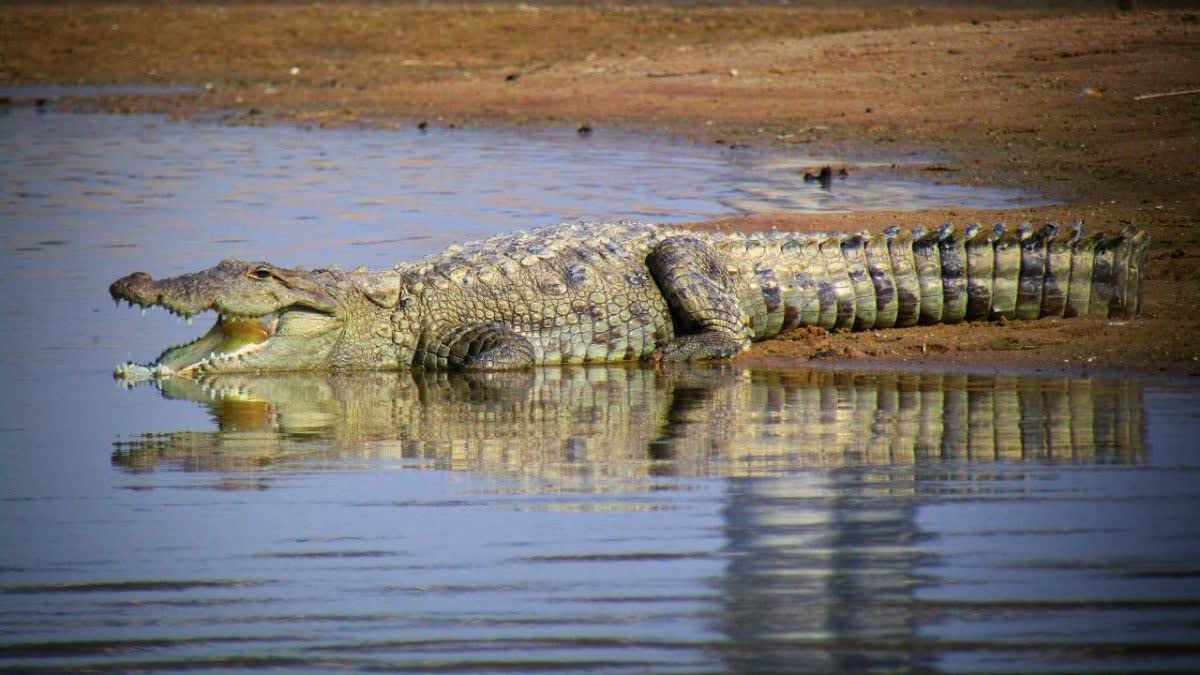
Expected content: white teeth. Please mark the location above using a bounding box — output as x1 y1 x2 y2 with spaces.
141 308 146 317
186 317 192 325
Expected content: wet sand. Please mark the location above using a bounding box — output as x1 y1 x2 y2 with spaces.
2 2 1197 374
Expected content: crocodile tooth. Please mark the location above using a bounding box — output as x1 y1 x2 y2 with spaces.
141 308 146 317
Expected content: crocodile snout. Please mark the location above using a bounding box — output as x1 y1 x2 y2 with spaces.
109 270 204 316
110 272 158 306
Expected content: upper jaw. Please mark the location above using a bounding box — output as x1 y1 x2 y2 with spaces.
109 272 292 318
108 263 341 318
110 272 211 318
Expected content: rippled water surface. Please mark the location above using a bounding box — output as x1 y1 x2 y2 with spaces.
1 107 1198 673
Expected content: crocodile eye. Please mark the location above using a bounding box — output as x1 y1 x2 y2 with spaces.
250 267 272 280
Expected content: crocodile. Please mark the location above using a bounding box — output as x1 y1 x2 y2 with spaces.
109 220 1150 380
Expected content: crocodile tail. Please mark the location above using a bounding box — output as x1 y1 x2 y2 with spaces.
957 222 1149 324
727 224 1148 341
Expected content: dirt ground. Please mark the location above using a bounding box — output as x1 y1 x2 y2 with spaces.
2 1 1198 375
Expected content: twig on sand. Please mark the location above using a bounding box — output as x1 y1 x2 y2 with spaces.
1133 88 1200 101
646 70 709 79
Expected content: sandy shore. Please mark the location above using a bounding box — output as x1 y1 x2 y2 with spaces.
3 2 1197 374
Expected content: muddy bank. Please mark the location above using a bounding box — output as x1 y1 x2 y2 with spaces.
2 2 1197 374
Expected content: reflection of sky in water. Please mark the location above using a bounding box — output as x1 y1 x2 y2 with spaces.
725 157 1053 214
0 108 1048 271
1 109 751 271
0 107 1196 674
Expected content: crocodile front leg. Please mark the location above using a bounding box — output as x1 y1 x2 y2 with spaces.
646 236 752 362
415 322 535 370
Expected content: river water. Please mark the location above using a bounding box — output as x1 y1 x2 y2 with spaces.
1 106 1199 673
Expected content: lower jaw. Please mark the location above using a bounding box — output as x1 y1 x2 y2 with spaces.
115 341 268 382
168 339 269 375
119 317 273 381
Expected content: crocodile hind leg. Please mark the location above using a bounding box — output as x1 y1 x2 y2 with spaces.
646 236 752 362
415 322 535 370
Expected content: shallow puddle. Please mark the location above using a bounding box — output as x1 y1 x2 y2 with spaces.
0 107 1197 673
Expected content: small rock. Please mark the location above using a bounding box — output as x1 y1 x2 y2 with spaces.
802 166 835 187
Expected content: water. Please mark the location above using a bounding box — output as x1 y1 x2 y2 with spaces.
0 85 197 102
1 107 1198 673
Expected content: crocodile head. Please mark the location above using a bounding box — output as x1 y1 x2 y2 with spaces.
110 259 399 382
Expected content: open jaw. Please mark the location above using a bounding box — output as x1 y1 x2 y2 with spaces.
113 304 336 382
109 261 349 383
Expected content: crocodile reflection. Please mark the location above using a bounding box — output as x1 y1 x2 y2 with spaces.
113 368 1145 475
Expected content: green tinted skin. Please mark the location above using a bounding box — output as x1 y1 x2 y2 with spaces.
110 221 1150 381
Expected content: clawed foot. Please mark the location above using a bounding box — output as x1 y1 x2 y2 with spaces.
650 334 748 368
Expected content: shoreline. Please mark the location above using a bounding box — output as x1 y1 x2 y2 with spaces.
3 2 1197 374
